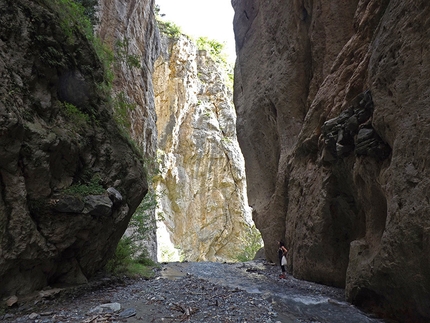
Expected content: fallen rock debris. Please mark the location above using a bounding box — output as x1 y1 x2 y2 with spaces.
0 261 350 323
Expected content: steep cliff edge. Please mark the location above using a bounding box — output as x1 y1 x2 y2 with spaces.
233 0 430 321
153 34 253 261
0 0 157 296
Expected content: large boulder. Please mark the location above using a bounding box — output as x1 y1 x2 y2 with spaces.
233 0 430 321
0 0 152 296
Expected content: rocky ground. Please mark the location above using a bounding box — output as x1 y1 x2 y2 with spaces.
1 261 384 323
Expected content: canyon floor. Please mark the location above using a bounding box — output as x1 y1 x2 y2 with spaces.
1 260 387 323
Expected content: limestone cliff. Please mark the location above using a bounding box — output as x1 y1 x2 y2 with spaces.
0 0 158 296
153 34 253 261
233 0 430 321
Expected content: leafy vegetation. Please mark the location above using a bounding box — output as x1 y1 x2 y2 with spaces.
155 4 183 39
129 190 159 242
197 37 228 64
109 91 143 159
105 237 157 278
157 20 183 39
50 0 93 43
93 37 115 93
235 225 263 262
63 174 105 196
196 36 234 89
115 38 142 69
106 158 161 276
62 101 90 127
72 0 98 25
113 92 136 130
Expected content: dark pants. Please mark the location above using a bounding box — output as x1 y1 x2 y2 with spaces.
279 256 286 273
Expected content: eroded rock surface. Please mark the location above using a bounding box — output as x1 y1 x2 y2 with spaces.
233 0 430 321
0 0 156 296
153 35 252 261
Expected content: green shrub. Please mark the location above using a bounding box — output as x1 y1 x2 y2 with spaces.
236 225 263 262
105 237 134 274
105 238 158 278
63 174 105 196
72 0 98 25
136 249 157 266
51 0 93 42
196 37 233 89
115 38 141 69
93 37 115 92
113 91 136 131
157 20 183 39
196 37 227 64
129 190 158 239
62 102 90 127
105 162 161 277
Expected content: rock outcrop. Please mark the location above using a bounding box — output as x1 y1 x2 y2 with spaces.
0 0 157 296
233 0 430 321
153 34 253 261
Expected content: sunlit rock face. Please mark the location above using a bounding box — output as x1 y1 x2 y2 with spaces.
233 0 430 321
0 0 157 296
153 35 252 262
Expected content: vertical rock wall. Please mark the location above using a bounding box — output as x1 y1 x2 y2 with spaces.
96 0 160 259
233 0 430 321
153 35 252 262
96 0 159 157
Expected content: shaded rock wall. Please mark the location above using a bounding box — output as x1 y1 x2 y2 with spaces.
0 0 157 296
153 35 252 261
96 0 160 260
96 0 159 157
233 0 430 321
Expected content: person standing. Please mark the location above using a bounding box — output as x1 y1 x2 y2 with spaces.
278 241 288 279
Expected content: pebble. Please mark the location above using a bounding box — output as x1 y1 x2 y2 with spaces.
118 308 136 318
87 302 121 314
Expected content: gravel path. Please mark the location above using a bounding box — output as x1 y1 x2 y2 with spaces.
1 261 386 323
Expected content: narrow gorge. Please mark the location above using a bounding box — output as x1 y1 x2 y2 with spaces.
0 0 253 294
1 0 430 322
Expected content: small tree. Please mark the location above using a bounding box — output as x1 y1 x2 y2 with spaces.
196 37 227 64
236 225 263 262
157 20 183 39
106 158 160 275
